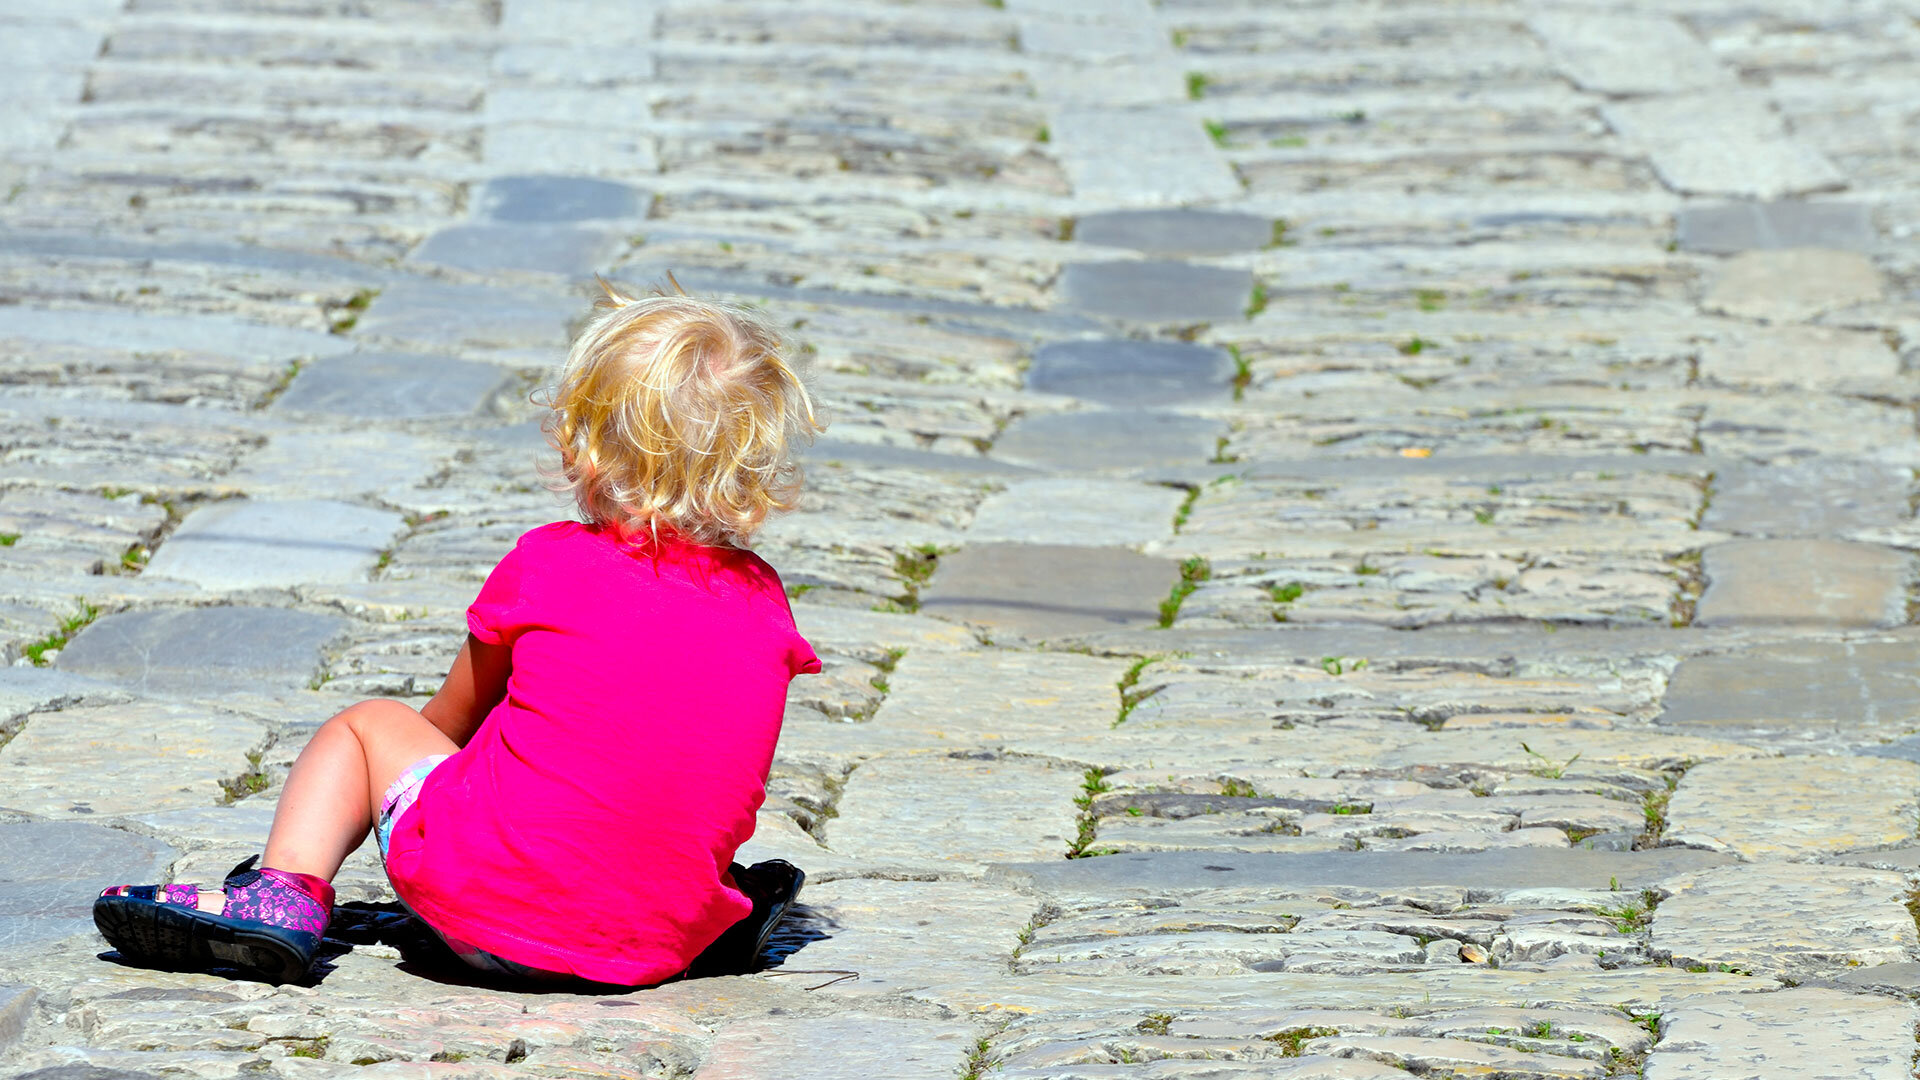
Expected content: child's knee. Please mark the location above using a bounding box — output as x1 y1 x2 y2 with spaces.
334 699 421 741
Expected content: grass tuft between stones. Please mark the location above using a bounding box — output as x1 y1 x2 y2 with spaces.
1067 767 1117 858
22 601 100 667
1157 557 1211 628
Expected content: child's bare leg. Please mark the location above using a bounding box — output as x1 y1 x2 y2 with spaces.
262 699 458 881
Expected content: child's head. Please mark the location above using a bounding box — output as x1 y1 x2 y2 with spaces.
544 280 821 547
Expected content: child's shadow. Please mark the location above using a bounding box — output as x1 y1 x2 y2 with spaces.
319 901 839 992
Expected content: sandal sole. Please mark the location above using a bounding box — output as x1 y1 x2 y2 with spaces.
93 895 314 984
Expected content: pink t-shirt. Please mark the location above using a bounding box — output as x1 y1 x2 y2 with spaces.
382 521 819 985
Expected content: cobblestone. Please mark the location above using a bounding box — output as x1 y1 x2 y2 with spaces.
4 0 1920 1074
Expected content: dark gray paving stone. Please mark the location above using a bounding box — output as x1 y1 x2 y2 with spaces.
1075 209 1275 255
919 543 1180 640
1695 540 1909 629
803 439 1038 477
0 229 391 283
57 606 348 694
478 175 643 223
1702 460 1909 538
1662 639 1920 730
992 410 1224 471
274 351 511 419
0 821 175 952
0 305 352 361
410 224 623 276
355 279 578 351
1027 339 1235 407
1677 200 1877 254
1058 261 1255 323
1831 960 1920 999
1000 848 1733 894
1860 736 1920 763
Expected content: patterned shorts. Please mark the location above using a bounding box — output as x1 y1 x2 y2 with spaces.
376 755 569 982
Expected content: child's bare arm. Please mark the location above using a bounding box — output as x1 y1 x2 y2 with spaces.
420 634 511 748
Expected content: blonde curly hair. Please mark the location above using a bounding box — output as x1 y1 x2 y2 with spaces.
542 279 822 547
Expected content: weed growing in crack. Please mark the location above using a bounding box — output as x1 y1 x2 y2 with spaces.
1228 344 1251 400
1266 1027 1339 1056
1172 485 1201 532
1519 741 1581 779
1158 557 1211 628
1114 656 1164 727
1667 550 1704 626
1244 279 1268 318
1067 768 1117 858
886 544 945 612
221 749 274 804
23 601 100 666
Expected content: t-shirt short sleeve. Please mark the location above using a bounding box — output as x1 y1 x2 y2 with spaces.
791 635 822 676
467 542 529 645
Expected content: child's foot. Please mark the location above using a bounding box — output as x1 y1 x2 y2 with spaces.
93 856 334 984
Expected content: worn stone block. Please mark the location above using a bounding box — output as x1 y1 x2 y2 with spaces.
410 223 623 276
272 352 510 419
355 279 579 352
1701 249 1884 322
1529 13 1728 96
1604 93 1844 200
992 409 1224 471
869 650 1127 750
1678 201 1877 254
0 822 175 950
1701 460 1908 538
1002 849 1734 894
1050 108 1242 206
778 879 1037 995
801 438 1036 477
1662 639 1920 734
476 174 643 223
1698 326 1898 389
58 606 346 695
0 700 264 818
1664 755 1920 859
1027 339 1235 406
1652 863 1916 977
0 983 32 1054
1058 261 1254 323
919 543 1180 640
1074 210 1274 255
966 478 1184 547
224 430 452 499
1644 988 1915 1080
828 754 1080 863
701 1015 974 1080
1694 540 1908 629
143 500 404 592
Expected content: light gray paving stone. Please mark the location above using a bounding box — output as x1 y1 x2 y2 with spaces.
918 543 1180 640
1662 639 1920 736
1001 849 1734 894
1702 460 1909 538
828 754 1080 863
143 499 404 591
409 223 623 276
354 279 578 352
1026 340 1235 406
476 174 644 222
0 982 33 1054
0 306 352 362
992 410 1225 471
1664 755 1920 859
1697 326 1898 388
868 649 1127 750
1700 249 1884 323
801 438 1037 477
1058 261 1255 324
778 879 1036 995
1529 13 1729 96
0 822 175 952
0 701 264 819
1051 107 1241 206
1603 93 1845 199
966 477 1184 547
1643 988 1915 1079
1074 210 1274 256
0 666 122 726
57 606 346 695
272 352 511 419
700 1016 974 1080
1678 201 1878 254
1694 539 1909 629
223 431 452 500
1651 863 1916 977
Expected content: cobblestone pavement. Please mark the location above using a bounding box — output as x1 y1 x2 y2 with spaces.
4 0 1920 1077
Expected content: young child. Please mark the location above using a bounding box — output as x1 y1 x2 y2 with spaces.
94 283 825 985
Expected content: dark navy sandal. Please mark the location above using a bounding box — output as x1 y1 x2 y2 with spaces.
687 859 806 977
93 856 328 985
